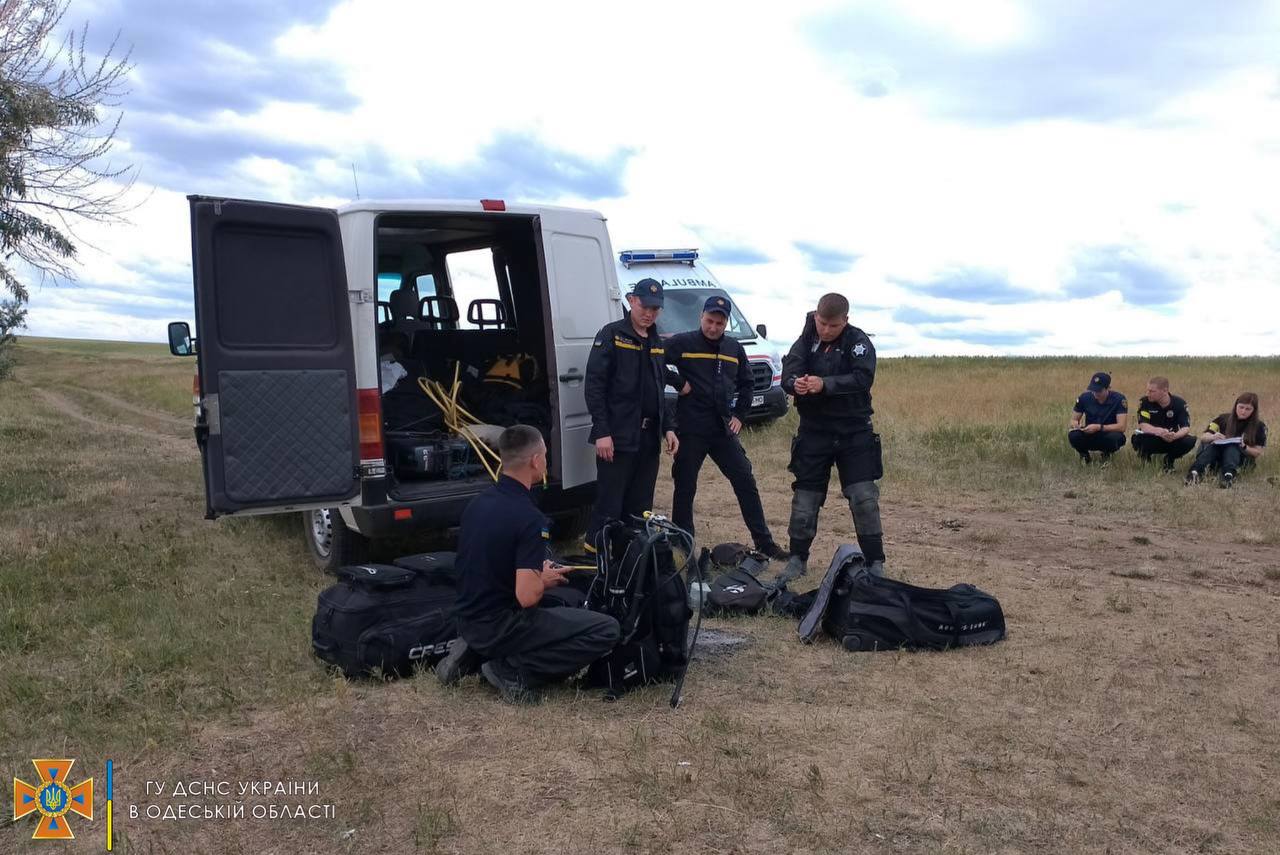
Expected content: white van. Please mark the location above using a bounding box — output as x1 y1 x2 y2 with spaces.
168 196 628 571
613 248 787 424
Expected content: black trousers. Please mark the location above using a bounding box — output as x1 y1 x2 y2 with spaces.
670 431 773 546
789 429 883 496
1068 430 1125 458
460 607 620 689
1188 442 1253 478
1130 433 1195 467
585 431 660 549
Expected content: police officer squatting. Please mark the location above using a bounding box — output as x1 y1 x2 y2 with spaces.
440 425 621 704
582 278 682 553
1068 372 1129 464
664 294 787 561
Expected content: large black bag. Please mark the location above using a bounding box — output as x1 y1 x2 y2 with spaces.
799 545 1006 651
584 520 693 701
312 563 458 678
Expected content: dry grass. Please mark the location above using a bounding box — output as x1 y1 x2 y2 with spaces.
2 338 1280 854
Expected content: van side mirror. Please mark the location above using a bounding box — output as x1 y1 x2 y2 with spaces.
168 321 195 356
755 323 767 339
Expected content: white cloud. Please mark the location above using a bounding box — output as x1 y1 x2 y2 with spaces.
19 0 1280 357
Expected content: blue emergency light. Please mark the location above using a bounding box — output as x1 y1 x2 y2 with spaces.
619 248 699 267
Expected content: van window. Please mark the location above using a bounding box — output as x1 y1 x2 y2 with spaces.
660 288 755 339
376 273 401 305
446 248 510 329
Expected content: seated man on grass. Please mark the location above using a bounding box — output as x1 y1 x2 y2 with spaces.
1068 371 1128 464
1130 375 1194 472
437 425 620 703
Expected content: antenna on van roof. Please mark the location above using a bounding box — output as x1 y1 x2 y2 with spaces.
351 163 361 200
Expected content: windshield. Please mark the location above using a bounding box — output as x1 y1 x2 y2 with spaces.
657 288 757 339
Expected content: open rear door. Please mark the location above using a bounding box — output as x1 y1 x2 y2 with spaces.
190 196 361 517
539 209 623 489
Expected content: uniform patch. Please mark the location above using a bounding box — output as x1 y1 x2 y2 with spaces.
1166 410 1174 418
593 338 603 347
853 343 867 357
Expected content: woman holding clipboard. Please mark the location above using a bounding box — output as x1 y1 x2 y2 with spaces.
1185 392 1267 487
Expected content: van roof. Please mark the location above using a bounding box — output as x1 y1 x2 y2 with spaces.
336 199 605 218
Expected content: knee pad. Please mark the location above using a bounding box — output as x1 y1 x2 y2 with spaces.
843 481 882 536
787 489 825 541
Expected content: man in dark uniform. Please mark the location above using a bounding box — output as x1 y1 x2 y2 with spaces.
438 425 620 703
1068 372 1128 464
582 278 680 552
776 293 884 583
665 295 786 558
1130 376 1194 471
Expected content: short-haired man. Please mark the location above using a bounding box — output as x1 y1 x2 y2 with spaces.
1130 376 1194 471
440 425 621 703
583 278 681 551
777 293 884 582
1069 372 1128 464
665 295 786 558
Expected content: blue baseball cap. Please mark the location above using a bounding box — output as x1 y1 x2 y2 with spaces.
1087 372 1111 392
703 295 731 317
629 278 664 308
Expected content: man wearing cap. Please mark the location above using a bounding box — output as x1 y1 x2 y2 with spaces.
664 295 787 559
1130 376 1194 472
1069 372 1128 464
583 278 681 551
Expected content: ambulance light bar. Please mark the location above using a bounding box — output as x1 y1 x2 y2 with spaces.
619 249 699 267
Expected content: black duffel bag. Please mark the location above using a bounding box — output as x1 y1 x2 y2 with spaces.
312 563 457 678
799 545 1006 651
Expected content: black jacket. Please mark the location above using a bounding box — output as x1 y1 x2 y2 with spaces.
781 312 876 433
665 329 753 437
585 316 679 451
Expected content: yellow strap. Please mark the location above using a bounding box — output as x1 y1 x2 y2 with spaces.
613 338 642 351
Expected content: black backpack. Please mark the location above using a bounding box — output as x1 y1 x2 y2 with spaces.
312 563 458 678
584 519 694 703
798 545 1006 651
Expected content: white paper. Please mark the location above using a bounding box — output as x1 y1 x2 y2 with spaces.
1212 436 1243 445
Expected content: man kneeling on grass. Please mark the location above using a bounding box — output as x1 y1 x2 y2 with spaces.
436 425 620 704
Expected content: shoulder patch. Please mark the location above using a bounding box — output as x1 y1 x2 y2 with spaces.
593 338 603 347
852 343 867 357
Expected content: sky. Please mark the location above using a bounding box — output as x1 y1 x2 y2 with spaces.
19 0 1280 355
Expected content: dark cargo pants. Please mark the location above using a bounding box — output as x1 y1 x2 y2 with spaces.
670 431 774 547
460 607 620 689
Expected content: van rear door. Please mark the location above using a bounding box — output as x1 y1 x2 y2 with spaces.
189 196 361 517
540 210 622 489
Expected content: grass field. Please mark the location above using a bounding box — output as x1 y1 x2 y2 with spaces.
2 336 1279 854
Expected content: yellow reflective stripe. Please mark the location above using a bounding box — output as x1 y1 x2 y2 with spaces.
651 348 664 355
678 352 737 363
1139 410 1151 418
613 338 642 351
582 541 597 554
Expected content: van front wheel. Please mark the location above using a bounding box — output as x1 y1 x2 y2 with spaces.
303 508 368 574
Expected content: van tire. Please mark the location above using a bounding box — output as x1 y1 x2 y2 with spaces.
549 505 592 542
303 508 368 574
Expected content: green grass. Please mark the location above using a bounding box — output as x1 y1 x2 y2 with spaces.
3 337 1280 853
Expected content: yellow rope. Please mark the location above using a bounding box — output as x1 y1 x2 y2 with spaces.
416 373 502 481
